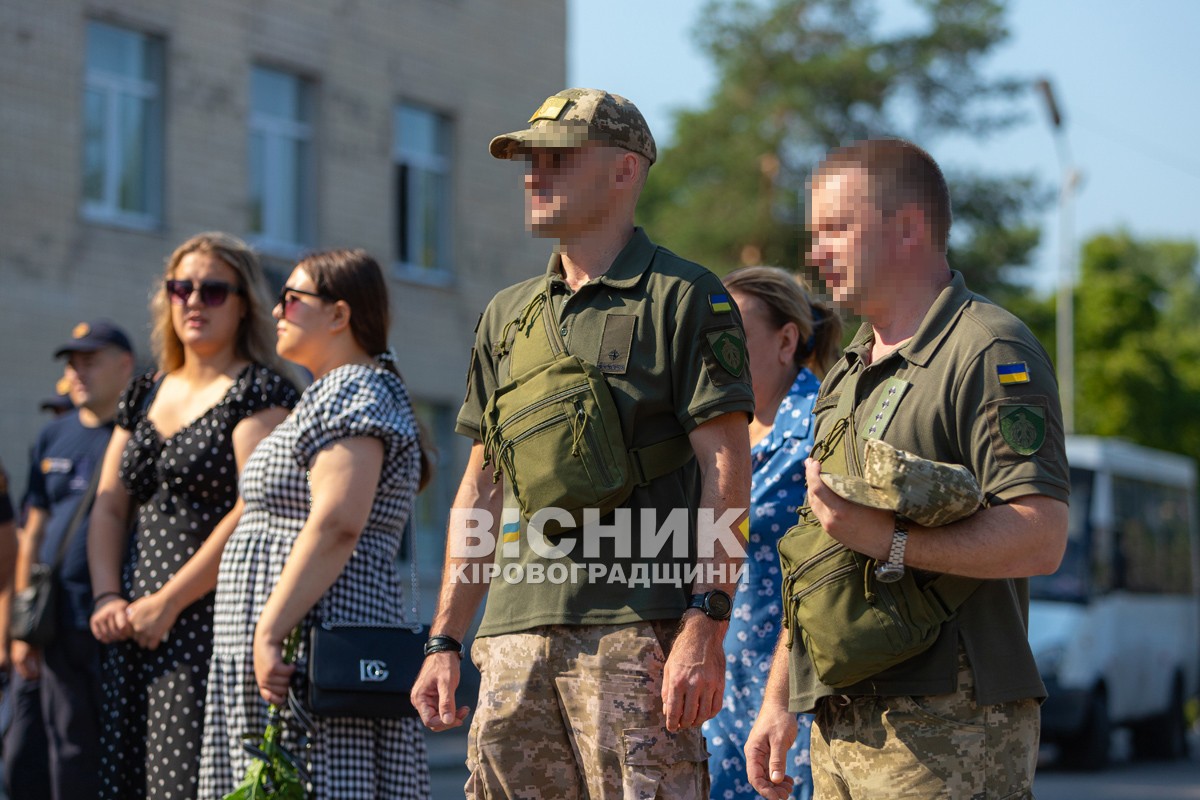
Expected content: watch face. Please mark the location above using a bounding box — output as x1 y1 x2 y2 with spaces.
874 562 905 584
706 590 733 620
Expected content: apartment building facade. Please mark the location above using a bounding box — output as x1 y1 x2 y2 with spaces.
0 0 566 592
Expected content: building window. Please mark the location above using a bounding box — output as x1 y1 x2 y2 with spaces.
249 66 314 253
394 103 453 279
82 21 164 228
407 401 466 600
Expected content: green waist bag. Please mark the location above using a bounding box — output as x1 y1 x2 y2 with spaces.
778 379 981 688
481 288 691 530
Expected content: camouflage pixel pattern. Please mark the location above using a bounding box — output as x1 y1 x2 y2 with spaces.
821 438 984 527
809 648 1039 799
489 88 657 163
465 622 708 799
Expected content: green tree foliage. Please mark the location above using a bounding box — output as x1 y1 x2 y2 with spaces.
638 0 1045 302
1019 232 1200 456
1053 232 1200 457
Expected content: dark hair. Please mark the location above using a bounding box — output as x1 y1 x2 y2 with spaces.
723 266 843 379
814 138 952 252
297 248 435 491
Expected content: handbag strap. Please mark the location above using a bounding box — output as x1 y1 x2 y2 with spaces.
48 466 102 572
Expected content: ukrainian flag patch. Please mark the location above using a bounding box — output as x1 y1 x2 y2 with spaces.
502 520 520 544
709 293 732 314
996 362 1030 385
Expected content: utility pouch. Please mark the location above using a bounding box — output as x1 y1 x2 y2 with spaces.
481 287 691 531
777 374 980 688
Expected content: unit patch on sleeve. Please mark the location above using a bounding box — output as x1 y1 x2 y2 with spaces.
703 328 747 383
997 404 1045 455
996 362 1030 385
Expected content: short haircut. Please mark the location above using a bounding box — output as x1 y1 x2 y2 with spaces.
813 138 952 251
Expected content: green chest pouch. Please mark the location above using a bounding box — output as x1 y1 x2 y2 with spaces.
777 370 980 688
481 288 692 530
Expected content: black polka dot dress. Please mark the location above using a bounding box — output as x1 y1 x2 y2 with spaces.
198 364 431 800
100 364 298 800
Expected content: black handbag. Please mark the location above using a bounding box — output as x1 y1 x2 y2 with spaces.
306 621 425 718
11 468 101 646
305 520 425 719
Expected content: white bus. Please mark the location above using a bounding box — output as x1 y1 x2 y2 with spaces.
1028 435 1199 769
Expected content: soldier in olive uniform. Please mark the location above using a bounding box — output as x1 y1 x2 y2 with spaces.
745 139 1069 799
411 89 755 798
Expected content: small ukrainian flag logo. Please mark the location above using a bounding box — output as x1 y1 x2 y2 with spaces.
501 520 520 544
996 362 1030 385
709 293 732 314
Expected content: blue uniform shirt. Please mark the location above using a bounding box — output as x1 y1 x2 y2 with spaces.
25 411 114 630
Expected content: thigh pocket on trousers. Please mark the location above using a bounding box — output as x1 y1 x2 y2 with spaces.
621 726 709 799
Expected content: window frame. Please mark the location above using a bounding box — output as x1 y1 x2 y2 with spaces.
392 101 454 285
247 65 316 257
80 20 164 230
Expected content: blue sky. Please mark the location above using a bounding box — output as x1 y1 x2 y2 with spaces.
567 0 1200 294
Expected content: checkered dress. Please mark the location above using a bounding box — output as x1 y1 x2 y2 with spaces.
198 364 430 799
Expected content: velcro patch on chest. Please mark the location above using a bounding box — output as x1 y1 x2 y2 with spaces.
596 314 636 374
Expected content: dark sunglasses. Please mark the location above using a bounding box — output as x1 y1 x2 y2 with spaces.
276 286 333 310
165 279 244 308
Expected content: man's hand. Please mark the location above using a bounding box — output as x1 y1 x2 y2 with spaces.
90 596 132 644
412 652 470 731
805 458 893 560
10 640 40 682
125 590 180 650
662 611 726 731
744 699 799 799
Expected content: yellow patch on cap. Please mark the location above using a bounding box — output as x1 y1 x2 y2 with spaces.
529 96 569 123
738 516 750 540
72 322 90 339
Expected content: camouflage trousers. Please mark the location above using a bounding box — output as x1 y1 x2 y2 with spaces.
810 649 1039 799
465 622 710 800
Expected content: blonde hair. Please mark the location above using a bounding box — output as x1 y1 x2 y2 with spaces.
724 266 843 379
151 232 288 377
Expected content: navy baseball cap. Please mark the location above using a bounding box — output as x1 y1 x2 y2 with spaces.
53 319 134 358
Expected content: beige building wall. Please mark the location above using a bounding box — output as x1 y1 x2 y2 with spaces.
0 0 566 541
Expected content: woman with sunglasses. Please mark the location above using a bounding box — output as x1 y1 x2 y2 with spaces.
88 232 299 799
198 249 432 799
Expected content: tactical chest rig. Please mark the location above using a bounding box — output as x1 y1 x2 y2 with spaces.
481 286 693 530
778 369 982 688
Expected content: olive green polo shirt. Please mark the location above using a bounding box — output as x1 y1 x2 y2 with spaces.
458 227 755 637
788 271 1069 712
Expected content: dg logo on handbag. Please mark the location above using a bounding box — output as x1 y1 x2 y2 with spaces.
359 659 390 682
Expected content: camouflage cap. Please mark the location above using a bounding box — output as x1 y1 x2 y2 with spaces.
820 438 984 528
488 88 657 164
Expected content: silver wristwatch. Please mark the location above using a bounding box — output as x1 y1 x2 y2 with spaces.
874 518 909 583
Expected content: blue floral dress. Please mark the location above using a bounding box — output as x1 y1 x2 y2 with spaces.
703 368 820 800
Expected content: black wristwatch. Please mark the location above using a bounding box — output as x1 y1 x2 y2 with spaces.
687 589 733 621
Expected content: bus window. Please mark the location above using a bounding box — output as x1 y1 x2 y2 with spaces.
1112 477 1192 595
1031 467 1094 603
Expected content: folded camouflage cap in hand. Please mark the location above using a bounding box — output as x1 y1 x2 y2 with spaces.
821 438 984 527
488 87 657 163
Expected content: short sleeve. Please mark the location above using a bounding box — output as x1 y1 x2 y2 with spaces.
115 371 158 431
292 369 419 473
23 429 50 512
0 458 14 526
456 305 502 441
955 335 1069 504
670 272 755 431
228 364 300 421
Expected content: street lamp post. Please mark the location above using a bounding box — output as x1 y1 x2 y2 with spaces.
1036 78 1078 434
